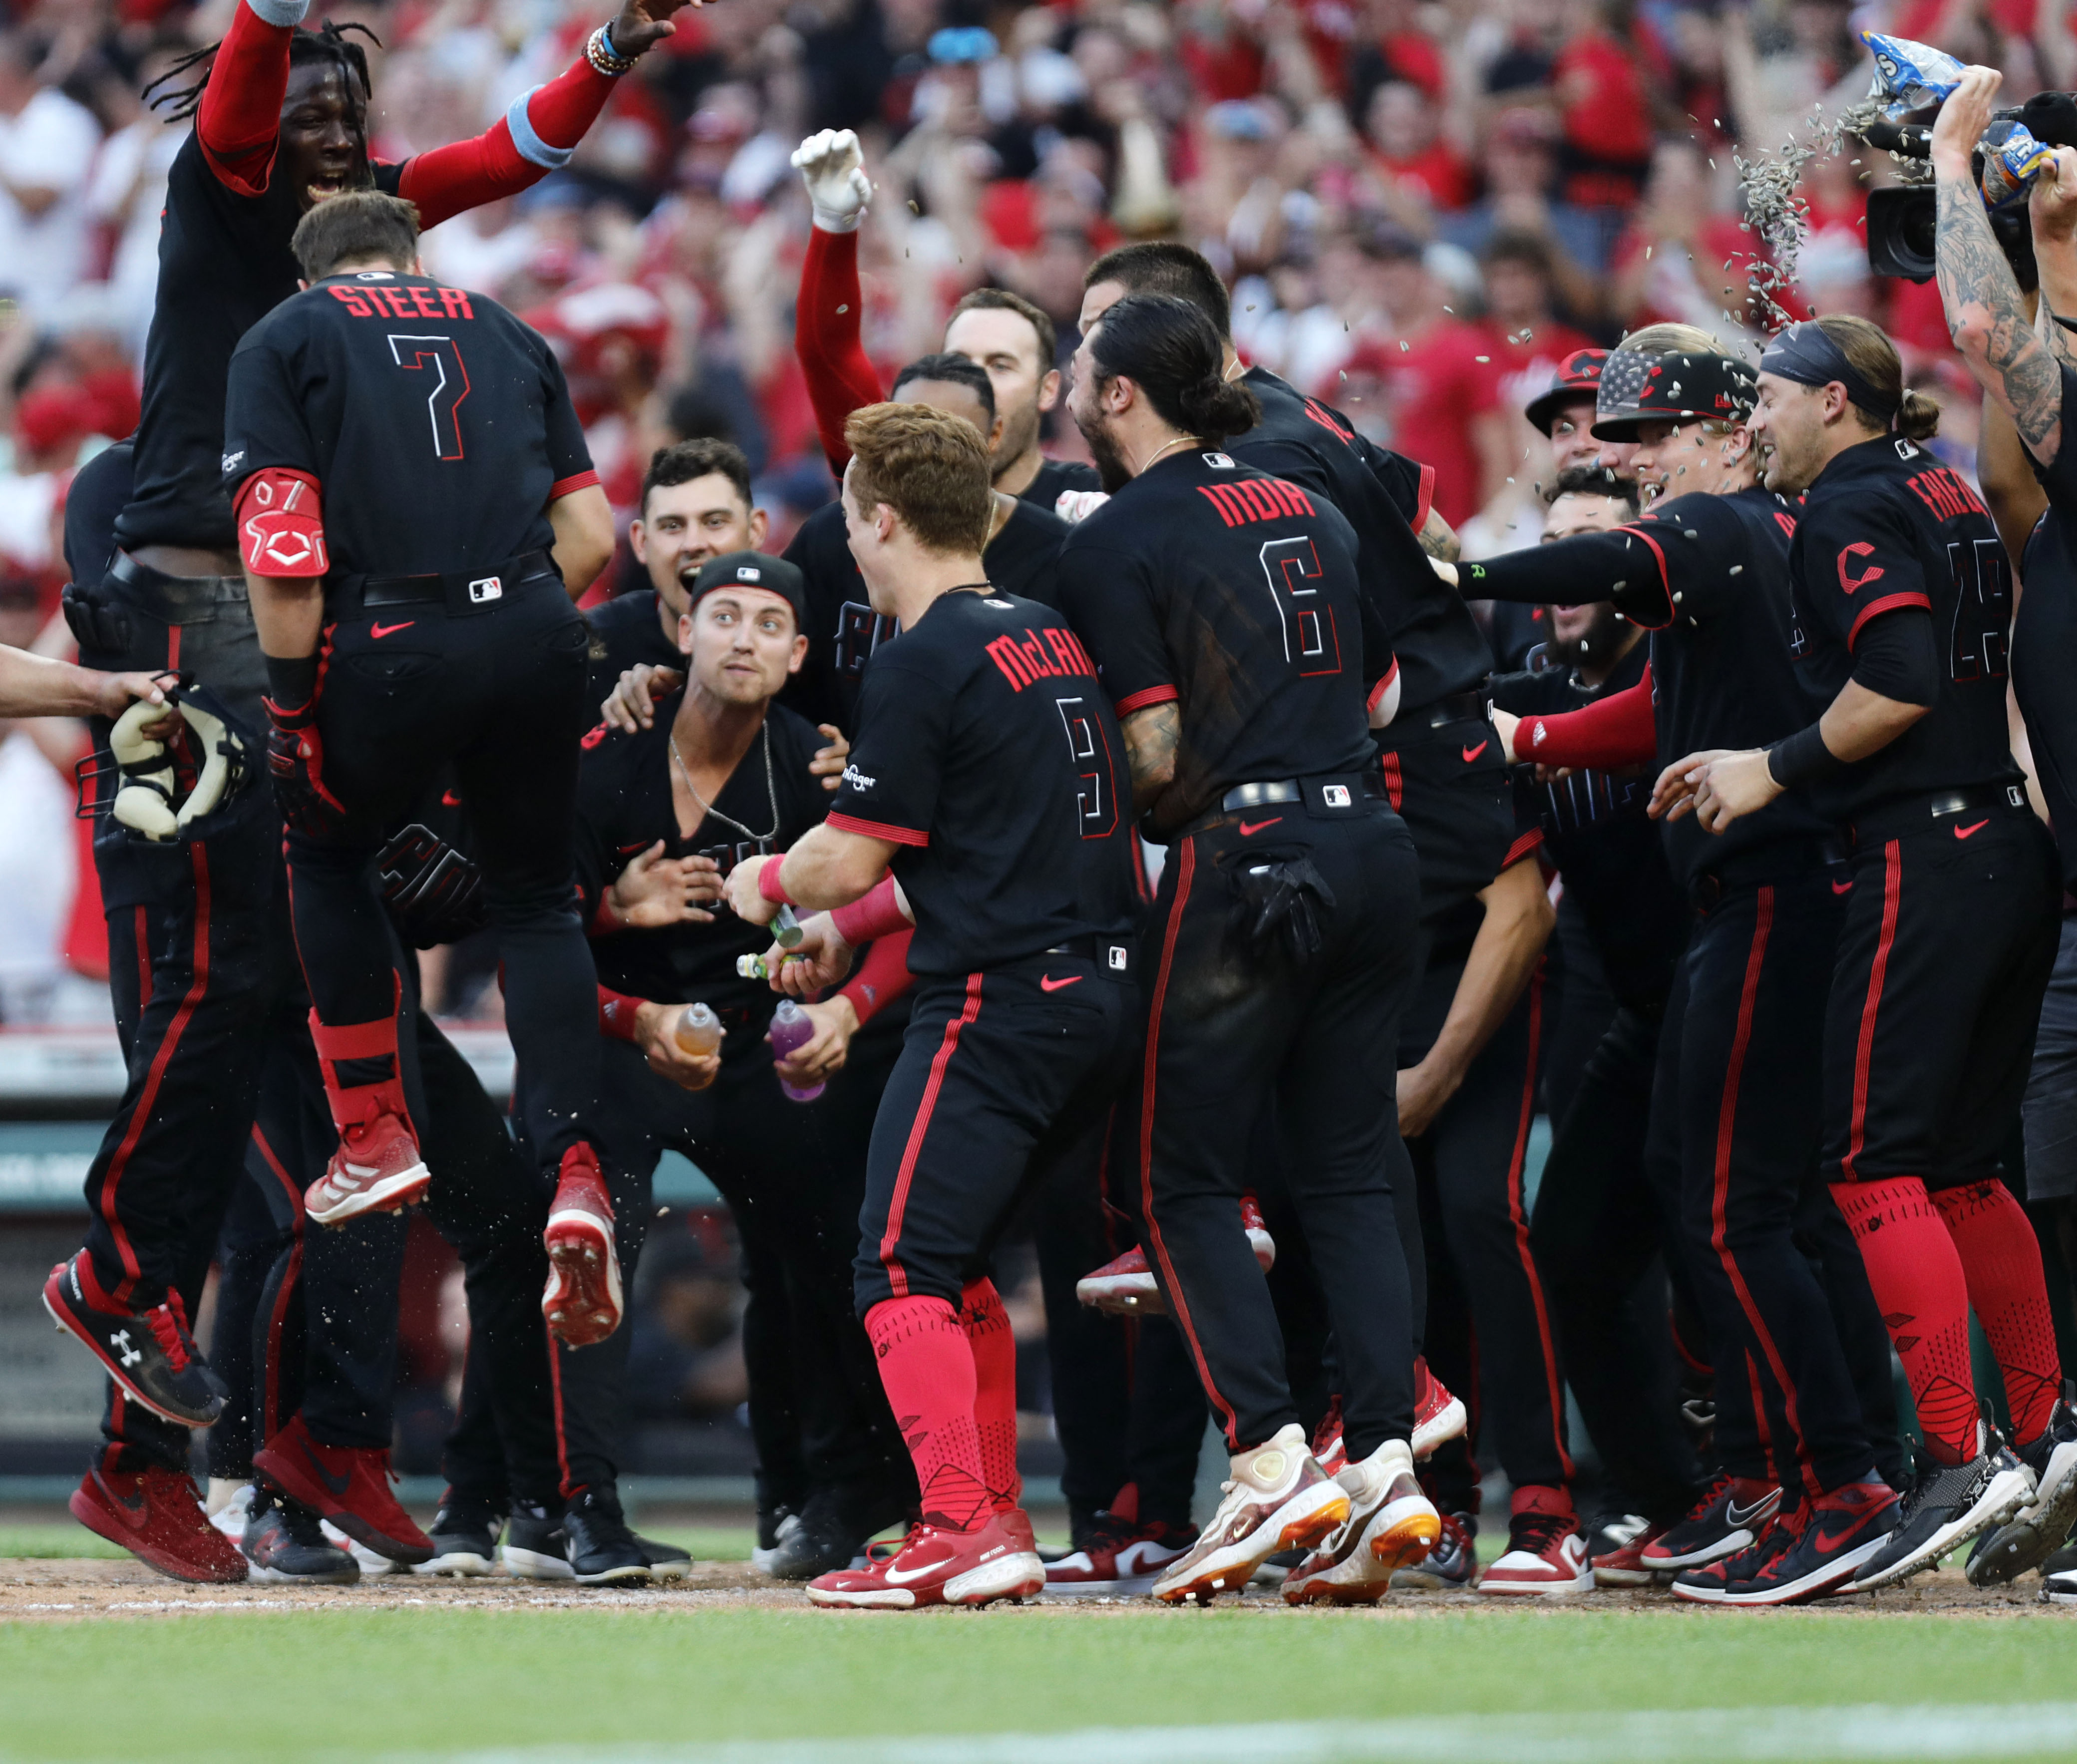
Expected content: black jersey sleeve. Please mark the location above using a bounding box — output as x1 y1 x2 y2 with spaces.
1055 540 1177 718
827 654 955 845
1792 485 1933 654
541 345 596 491
1463 494 1748 628
1351 432 1430 528
223 328 321 488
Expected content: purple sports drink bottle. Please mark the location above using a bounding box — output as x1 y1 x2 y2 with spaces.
769 998 824 1102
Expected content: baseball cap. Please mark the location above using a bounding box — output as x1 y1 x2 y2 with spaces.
688 551 807 628
1592 347 1757 440
1522 347 1608 436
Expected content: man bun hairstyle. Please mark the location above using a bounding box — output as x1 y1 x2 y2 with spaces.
1082 243 1233 340
844 402 995 557
291 191 420 283
890 351 997 422
1087 294 1261 449
948 287 1059 373
1814 314 1940 442
641 437 753 517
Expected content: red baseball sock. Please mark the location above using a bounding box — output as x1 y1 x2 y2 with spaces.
1932 1179 2064 1446
960 1278 1021 1515
1831 1177 1979 1464
864 1296 990 1531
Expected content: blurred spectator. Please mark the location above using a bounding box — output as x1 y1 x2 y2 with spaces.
0 35 101 321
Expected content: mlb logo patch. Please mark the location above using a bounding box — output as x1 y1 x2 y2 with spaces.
736 566 761 581
1321 784 1352 808
1202 452 1236 468
469 576 503 603
1107 945 1128 971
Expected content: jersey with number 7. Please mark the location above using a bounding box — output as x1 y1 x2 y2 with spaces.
1782 433 2026 822
222 270 596 579
1058 449 1396 839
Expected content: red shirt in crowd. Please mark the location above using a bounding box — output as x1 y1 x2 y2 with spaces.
1331 316 1498 527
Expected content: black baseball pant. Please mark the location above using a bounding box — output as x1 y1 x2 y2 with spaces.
1135 804 1422 1460
1530 1001 1704 1524
1403 958 1573 1496
286 573 597 1170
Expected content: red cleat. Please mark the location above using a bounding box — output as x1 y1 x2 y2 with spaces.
1413 1357 1467 1461
252 1414 434 1564
305 1110 429 1225
807 1512 1044 1609
543 1144 622 1347
1073 1196 1276 1316
69 1463 248 1583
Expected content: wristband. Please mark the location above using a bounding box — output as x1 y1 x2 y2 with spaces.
586 24 637 75
264 651 319 713
756 857 795 907
830 875 908 946
598 986 645 1042
1765 724 1846 789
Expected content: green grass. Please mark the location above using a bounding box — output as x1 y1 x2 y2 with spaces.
0 1605 2074 1762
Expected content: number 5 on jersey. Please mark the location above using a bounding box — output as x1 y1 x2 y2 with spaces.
388 334 471 459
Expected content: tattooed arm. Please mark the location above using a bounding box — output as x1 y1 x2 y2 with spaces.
1932 66 2064 464
2030 146 2077 373
1121 702 1180 802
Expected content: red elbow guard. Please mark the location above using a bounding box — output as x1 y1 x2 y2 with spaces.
235 467 329 578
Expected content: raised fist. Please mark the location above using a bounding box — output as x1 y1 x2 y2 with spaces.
609 0 697 60
792 129 872 233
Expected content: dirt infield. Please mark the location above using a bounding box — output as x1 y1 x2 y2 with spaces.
1 1555 2065 1621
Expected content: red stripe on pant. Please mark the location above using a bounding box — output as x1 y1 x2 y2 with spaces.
98 844 214 1306
1708 885 1820 1500
1843 842 1902 1182
548 1320 575 1497
1136 841 1244 1446
250 1125 305 1442
1504 967 1573 1480
878 974 984 1300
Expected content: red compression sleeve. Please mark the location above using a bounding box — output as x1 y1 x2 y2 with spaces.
796 228 886 473
197 0 296 196
1513 665 1657 770
397 51 619 231
598 985 645 1043
838 927 914 1026
829 875 907 946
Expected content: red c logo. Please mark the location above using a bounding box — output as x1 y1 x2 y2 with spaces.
1836 542 1884 595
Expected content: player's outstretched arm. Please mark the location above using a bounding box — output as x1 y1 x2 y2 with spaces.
726 826 898 920
195 0 307 197
792 130 885 472
0 647 172 722
397 2 694 231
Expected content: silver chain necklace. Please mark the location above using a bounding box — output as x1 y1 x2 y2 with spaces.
669 718 779 851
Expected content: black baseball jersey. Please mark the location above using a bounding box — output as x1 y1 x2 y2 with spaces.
1468 486 1834 883
1232 366 1493 713
116 131 408 553
2014 366 2077 893
572 700 831 1019
223 272 595 579
1024 456 1102 508
586 589 681 701
1490 640 1689 1012
1059 449 1391 836
1786 435 2023 821
781 493 1067 736
828 589 1137 976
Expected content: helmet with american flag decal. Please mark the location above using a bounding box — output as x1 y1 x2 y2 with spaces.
1592 346 1757 440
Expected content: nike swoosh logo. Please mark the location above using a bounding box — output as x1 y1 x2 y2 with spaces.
1724 1498 1772 1527
1461 741 1488 763
1953 819 1988 840
1831 880 1853 894
305 1441 353 1497
1237 817 1282 836
369 621 415 639
882 1559 950 1584
1039 974 1082 992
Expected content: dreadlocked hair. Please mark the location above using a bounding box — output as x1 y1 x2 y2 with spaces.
143 19 379 123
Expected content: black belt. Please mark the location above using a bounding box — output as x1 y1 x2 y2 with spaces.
1689 835 1849 910
1846 782 2030 849
1183 770 1389 836
1373 687 1490 748
106 553 249 625
1043 933 1138 979
339 550 559 616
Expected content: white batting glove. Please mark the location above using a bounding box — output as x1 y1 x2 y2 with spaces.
1054 489 1110 524
792 129 871 234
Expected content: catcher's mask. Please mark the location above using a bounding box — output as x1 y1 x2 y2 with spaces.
76 676 255 842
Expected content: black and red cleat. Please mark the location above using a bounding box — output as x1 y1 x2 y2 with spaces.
543 1144 622 1347
69 1463 247 1583
42 1251 227 1428
253 1414 434 1565
1641 1472 1780 1571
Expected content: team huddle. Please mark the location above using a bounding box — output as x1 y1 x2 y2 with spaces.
10 2 2077 1609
